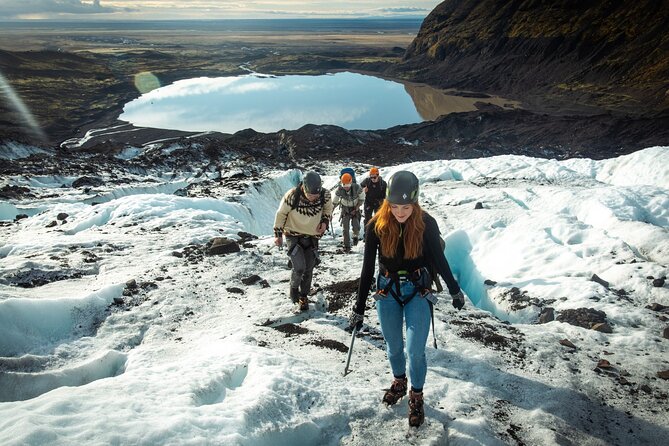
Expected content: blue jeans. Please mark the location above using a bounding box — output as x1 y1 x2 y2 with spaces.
375 275 432 391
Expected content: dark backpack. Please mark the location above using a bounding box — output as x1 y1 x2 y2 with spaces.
340 167 356 183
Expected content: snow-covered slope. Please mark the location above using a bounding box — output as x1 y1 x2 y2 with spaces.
0 146 668 445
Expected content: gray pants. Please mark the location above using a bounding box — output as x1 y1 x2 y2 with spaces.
286 235 318 300
341 207 361 249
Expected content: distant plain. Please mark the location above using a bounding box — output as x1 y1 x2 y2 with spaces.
0 19 524 144
0 20 431 142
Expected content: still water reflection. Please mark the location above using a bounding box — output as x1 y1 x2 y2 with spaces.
120 72 518 133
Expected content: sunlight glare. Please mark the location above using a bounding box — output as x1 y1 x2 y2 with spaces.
134 72 161 94
0 70 47 141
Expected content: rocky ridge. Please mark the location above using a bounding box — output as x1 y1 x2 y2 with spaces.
394 0 669 115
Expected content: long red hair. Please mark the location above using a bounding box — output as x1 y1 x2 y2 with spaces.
370 200 424 259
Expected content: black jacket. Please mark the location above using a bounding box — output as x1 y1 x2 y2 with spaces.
354 211 460 315
360 177 387 207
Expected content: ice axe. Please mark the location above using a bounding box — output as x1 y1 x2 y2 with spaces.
330 205 339 240
343 324 359 376
267 243 281 252
267 240 283 266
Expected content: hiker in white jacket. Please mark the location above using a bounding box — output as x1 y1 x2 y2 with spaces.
333 172 365 253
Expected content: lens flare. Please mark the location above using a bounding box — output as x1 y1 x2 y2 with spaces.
0 70 47 142
134 72 161 94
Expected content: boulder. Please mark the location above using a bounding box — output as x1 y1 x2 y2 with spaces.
206 237 240 256
72 176 104 188
539 307 555 324
241 274 262 285
556 308 608 330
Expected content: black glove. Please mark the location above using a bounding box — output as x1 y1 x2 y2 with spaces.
348 311 364 331
451 290 465 310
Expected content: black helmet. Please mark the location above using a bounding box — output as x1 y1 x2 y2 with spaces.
302 171 322 194
386 171 419 204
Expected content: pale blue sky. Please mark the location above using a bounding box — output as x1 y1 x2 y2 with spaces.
0 0 443 20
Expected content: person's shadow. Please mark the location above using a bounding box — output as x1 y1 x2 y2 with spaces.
432 230 669 444
426 344 669 445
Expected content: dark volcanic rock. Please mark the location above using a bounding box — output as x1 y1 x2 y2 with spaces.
206 237 241 256
559 339 577 349
72 176 104 188
2 268 87 288
647 303 669 313
557 308 609 330
241 275 262 286
309 338 348 352
384 101 669 160
0 185 34 199
591 274 610 289
592 322 613 334
323 278 359 312
272 323 309 337
237 231 258 243
539 307 555 324
396 0 669 115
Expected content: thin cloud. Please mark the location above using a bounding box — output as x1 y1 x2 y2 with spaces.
378 7 429 13
1 1 438 20
263 9 366 17
0 0 126 19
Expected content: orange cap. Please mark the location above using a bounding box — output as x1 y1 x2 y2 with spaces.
341 173 353 184
370 167 379 175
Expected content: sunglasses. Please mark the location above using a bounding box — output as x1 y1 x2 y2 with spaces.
370 175 379 179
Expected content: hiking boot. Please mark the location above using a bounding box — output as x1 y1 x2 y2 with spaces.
382 376 407 406
343 245 351 253
298 296 309 311
289 288 299 304
408 390 424 427
352 235 359 246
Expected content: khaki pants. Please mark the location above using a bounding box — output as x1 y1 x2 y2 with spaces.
341 207 361 249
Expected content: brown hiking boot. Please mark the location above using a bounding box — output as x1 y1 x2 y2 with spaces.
382 376 408 406
408 390 424 427
298 296 309 311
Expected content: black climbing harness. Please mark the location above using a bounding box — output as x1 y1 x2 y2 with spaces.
376 266 439 349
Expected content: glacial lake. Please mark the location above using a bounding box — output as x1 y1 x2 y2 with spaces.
120 71 519 133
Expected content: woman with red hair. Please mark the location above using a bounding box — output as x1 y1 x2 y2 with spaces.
349 170 465 427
